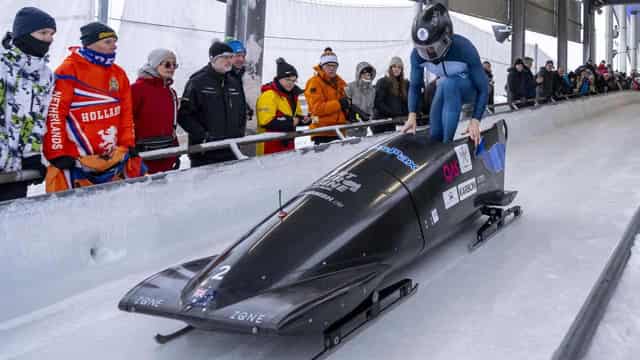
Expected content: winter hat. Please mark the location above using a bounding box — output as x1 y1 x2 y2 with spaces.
80 22 117 46
514 58 525 66
226 39 246 54
275 57 298 80
389 56 404 68
319 47 338 66
138 48 176 77
209 40 234 60
12 7 56 40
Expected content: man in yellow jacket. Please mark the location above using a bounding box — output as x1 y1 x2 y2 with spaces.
256 58 310 155
304 47 350 145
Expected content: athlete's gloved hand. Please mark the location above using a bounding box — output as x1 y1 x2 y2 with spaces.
339 97 351 111
49 156 76 170
466 118 481 147
401 112 417 134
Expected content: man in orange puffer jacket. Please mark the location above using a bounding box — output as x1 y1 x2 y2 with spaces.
44 22 145 192
304 47 351 145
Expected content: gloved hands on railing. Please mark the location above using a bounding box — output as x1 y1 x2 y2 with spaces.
339 97 351 112
50 156 76 170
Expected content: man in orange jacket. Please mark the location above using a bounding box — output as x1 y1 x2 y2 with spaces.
304 47 351 145
44 22 145 192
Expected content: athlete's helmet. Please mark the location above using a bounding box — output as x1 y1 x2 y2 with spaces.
412 3 453 62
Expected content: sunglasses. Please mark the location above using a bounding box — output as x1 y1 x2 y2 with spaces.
162 61 179 69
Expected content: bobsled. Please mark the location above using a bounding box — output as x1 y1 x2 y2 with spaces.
118 120 521 349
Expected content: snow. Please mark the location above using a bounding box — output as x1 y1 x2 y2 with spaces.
1 92 640 359
585 237 640 360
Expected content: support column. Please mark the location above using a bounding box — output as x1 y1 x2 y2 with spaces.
98 0 109 24
618 5 627 73
511 0 526 63
557 0 568 70
605 6 614 65
583 6 595 64
631 12 638 73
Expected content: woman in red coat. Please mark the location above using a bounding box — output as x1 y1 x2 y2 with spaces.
132 48 179 173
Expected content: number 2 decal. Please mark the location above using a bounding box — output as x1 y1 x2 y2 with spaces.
211 265 231 280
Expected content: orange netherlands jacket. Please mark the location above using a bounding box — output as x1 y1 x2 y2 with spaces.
44 47 134 161
304 65 348 138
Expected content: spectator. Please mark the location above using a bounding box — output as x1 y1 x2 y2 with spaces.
132 48 180 174
601 72 620 93
522 56 537 100
0 7 56 201
536 60 558 102
483 61 494 108
226 39 254 124
304 47 349 145
43 22 145 193
557 66 573 95
597 60 608 75
345 62 376 137
507 58 532 106
373 56 409 134
576 69 594 96
178 40 247 167
256 58 309 155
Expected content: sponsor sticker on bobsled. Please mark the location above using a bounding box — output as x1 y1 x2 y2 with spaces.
313 171 362 193
454 144 473 174
431 208 439 224
230 310 266 324
457 177 477 201
134 296 165 308
375 145 418 171
443 186 460 209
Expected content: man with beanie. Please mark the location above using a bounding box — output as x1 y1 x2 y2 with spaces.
345 61 376 137
256 57 310 155
226 38 256 135
178 40 247 167
304 47 349 145
0 7 56 201
43 21 146 193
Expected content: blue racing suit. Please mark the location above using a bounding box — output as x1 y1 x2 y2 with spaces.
408 34 489 143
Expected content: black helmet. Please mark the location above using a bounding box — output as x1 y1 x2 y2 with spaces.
412 3 453 62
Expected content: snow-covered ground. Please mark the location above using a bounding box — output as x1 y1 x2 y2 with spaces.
1 92 640 359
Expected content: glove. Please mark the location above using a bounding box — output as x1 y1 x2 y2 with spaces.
297 115 312 126
339 97 351 111
49 156 76 170
128 146 139 158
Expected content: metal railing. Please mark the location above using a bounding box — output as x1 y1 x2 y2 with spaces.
0 90 629 186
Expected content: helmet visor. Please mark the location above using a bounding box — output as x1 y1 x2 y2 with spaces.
415 36 451 62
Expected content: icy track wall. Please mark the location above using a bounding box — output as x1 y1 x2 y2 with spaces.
1 92 638 323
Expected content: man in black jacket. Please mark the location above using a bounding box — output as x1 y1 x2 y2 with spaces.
507 58 532 106
536 60 559 102
178 41 247 167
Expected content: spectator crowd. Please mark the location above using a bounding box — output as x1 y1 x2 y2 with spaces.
1 6 639 202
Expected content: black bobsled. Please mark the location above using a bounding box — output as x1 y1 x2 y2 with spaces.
119 120 521 348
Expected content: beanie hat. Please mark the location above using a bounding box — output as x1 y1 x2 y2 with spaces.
138 48 176 77
319 47 338 66
226 39 246 54
275 57 298 80
209 40 234 60
389 56 404 68
514 58 524 66
12 7 56 40
80 22 117 47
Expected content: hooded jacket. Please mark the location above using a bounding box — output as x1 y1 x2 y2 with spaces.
256 80 303 155
304 65 348 138
345 62 376 117
0 39 54 172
